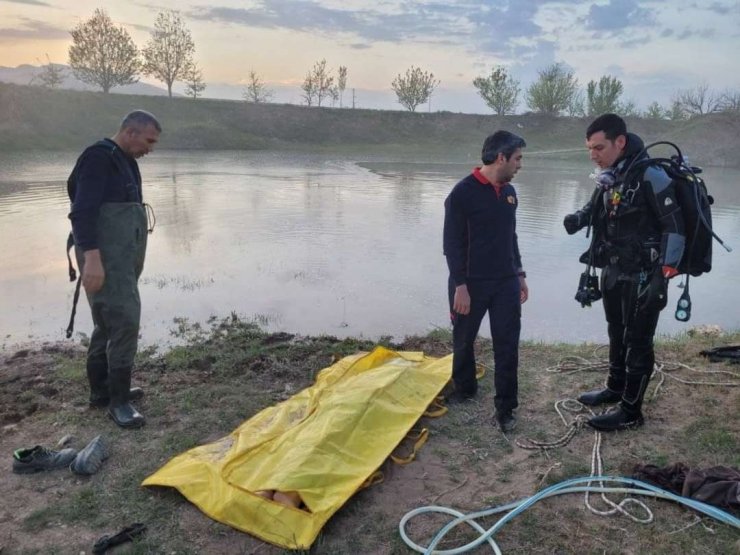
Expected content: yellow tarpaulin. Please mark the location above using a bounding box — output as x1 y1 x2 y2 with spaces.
142 346 452 549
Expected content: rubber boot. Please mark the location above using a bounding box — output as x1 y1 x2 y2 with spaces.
87 359 110 408
107 367 145 429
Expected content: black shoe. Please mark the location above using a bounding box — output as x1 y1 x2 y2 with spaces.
70 435 109 475
444 390 476 404
497 411 517 434
12 446 78 474
577 388 622 406
108 403 146 429
93 523 147 555
586 406 644 432
90 387 144 409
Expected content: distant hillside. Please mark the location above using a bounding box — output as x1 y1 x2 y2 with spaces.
0 64 172 97
1 82 738 167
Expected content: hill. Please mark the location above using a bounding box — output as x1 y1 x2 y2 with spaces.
1 82 739 166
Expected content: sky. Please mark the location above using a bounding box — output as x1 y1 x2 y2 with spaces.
1 0 739 113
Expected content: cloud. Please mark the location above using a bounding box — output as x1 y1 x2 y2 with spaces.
0 0 53 6
0 18 68 42
189 0 551 51
585 0 656 31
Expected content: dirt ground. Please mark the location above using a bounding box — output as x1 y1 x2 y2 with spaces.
1 319 738 554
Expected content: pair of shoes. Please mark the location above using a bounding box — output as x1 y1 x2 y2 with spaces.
12 446 78 474
577 388 622 406
444 390 476 404
586 406 644 432
70 436 109 475
496 411 517 434
108 403 145 429
89 387 144 409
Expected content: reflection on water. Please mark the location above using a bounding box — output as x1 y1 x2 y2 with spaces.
1 150 738 348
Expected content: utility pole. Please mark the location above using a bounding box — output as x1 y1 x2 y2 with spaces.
352 88 356 109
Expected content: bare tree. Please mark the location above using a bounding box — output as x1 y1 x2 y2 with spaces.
184 63 206 99
68 9 140 93
717 89 740 112
472 66 520 115
304 59 336 107
243 70 273 103
143 10 195 98
619 99 640 117
586 75 623 116
644 101 666 119
391 66 439 112
301 71 317 106
526 63 578 116
337 66 348 108
33 54 65 89
666 99 687 121
675 83 721 116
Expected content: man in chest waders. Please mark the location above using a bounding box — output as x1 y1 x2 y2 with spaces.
68 110 161 428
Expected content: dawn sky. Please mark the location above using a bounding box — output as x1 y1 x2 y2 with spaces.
1 0 738 112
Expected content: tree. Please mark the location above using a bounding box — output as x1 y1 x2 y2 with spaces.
391 66 439 112
33 54 65 89
717 89 740 112
68 9 140 93
644 101 666 119
143 10 195 98
666 98 687 121
472 66 520 115
586 75 623 116
337 66 348 108
567 89 586 117
619 99 640 117
675 83 720 116
183 63 206 99
525 63 578 116
243 70 273 103
301 59 336 107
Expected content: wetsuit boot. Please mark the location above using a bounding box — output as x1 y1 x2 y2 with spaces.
108 367 145 429
587 345 652 432
578 323 626 406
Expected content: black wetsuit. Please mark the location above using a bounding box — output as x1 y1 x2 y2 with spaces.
568 133 685 416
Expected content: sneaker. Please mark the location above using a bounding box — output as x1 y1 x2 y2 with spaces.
12 446 78 474
496 411 517 434
70 436 109 475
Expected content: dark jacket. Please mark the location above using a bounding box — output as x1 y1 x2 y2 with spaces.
443 168 523 286
68 139 142 251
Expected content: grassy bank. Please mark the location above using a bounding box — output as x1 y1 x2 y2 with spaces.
2 82 740 166
0 317 738 554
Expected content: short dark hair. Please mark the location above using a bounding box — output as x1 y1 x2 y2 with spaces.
586 113 626 141
120 110 162 133
481 130 526 164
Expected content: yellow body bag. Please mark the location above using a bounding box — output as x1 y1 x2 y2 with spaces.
143 346 452 549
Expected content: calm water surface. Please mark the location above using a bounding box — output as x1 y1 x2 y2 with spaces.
1 150 738 349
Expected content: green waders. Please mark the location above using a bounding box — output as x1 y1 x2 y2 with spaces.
76 202 148 428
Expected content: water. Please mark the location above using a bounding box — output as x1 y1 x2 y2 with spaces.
1 150 738 349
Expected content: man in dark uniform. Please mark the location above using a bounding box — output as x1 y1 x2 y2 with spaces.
68 110 161 428
564 113 685 431
443 130 529 433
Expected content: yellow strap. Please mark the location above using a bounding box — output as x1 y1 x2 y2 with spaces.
476 362 486 379
424 397 448 418
359 470 384 489
390 428 429 465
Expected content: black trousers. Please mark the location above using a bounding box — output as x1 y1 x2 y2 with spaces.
448 276 521 414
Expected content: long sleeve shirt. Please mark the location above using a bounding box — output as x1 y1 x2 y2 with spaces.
443 168 523 286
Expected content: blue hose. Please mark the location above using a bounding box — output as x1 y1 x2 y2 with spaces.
398 475 740 555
